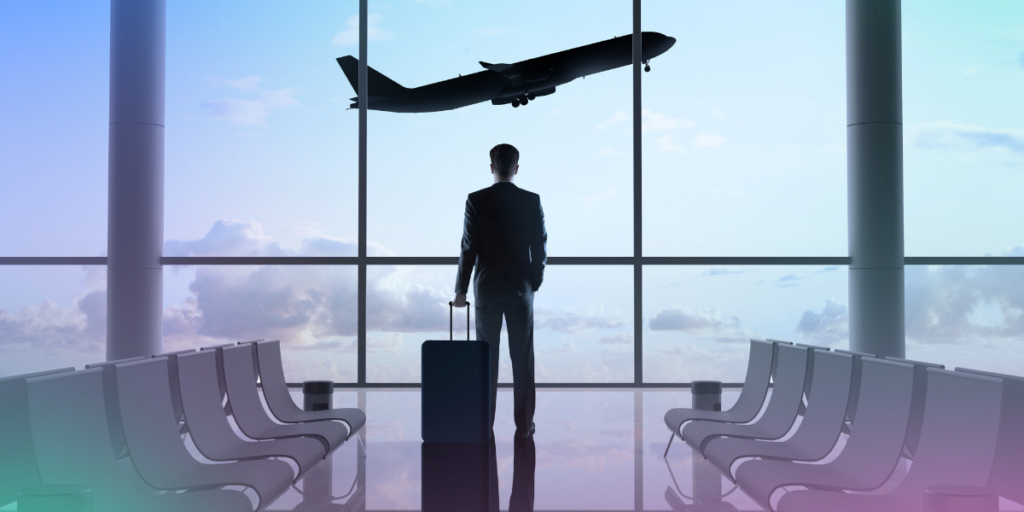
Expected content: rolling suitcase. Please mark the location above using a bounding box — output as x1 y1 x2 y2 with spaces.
421 301 491 443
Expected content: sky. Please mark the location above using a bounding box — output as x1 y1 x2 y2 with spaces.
1 0 1024 380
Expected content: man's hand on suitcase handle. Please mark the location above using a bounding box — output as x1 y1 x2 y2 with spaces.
452 293 468 308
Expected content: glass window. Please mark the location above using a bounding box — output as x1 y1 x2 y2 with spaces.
641 0 847 256
0 3 108 256
367 265 633 383
164 1 359 256
367 0 633 256
0 266 107 376
903 0 1024 256
644 265 849 383
163 265 358 382
905 265 1024 373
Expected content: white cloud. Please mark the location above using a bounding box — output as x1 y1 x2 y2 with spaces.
649 307 742 334
201 76 299 127
796 299 848 346
654 134 686 153
641 108 694 133
331 14 394 47
910 121 1024 155
694 133 726 148
596 111 629 130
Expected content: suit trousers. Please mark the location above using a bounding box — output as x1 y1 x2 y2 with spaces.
475 297 536 432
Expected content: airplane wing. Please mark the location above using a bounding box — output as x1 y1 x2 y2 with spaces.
479 61 523 81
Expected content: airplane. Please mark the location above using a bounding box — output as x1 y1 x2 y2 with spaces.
336 31 675 113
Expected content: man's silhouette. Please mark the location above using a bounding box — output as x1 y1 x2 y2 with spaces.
453 143 547 438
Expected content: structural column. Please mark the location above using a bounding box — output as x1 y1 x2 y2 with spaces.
106 0 165 360
847 0 904 358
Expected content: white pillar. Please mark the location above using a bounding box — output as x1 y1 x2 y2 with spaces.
847 0 904 358
106 0 165 361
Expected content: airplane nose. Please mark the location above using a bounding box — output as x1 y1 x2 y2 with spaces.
664 36 676 50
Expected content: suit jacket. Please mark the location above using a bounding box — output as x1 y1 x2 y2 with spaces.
455 182 547 303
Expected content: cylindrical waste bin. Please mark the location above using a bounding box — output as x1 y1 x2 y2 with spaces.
924 485 997 512
691 380 722 412
18 485 92 512
302 380 333 411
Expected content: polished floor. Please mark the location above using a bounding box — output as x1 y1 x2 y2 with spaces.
263 389 764 511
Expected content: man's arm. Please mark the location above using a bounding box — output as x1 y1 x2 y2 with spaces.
530 198 547 292
454 197 478 304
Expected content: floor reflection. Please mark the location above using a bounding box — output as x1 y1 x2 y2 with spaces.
266 389 762 512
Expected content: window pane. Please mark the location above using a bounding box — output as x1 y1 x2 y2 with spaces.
368 265 634 383
163 265 358 382
905 265 1024 373
903 0 1024 256
641 0 847 256
643 265 849 383
0 266 107 376
164 1 358 256
0 4 108 256
367 0 633 256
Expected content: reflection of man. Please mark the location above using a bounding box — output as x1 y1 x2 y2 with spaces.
453 143 547 438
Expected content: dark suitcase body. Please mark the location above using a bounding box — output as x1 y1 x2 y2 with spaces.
421 302 491 443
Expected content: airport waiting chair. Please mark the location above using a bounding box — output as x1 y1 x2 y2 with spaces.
254 340 366 439
774 369 1003 512
221 344 348 453
26 368 253 512
733 358 915 511
683 345 811 456
833 349 877 426
83 356 147 458
177 350 328 479
115 357 294 511
955 368 1024 507
0 368 74 507
884 356 944 459
663 339 783 456
703 350 854 480
152 348 196 431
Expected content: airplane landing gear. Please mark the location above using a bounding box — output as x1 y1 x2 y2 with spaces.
643 59 651 72
527 92 536 100
511 99 520 108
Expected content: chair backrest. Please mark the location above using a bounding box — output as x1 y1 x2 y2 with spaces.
114 357 210 490
84 356 148 456
749 345 809 434
763 339 793 380
885 356 944 458
0 368 74 506
153 349 196 426
834 349 878 422
199 344 236 403
26 368 137 497
830 358 915 489
221 344 279 437
955 367 1024 505
254 340 302 416
729 340 776 417
893 369 1002 503
176 350 242 458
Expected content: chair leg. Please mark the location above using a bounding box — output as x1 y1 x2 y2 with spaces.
663 432 676 458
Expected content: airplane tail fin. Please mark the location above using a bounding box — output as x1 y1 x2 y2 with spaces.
336 56 407 96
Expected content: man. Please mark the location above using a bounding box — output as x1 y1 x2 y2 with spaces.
453 143 547 439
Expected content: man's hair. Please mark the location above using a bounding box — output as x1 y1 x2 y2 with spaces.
490 143 519 179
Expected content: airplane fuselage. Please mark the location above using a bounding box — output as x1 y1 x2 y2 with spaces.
350 32 675 113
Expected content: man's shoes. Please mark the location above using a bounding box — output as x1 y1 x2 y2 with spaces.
515 422 536 439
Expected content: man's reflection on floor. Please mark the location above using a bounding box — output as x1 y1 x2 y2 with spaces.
423 436 536 512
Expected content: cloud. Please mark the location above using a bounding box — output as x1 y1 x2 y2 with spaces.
796 299 848 346
201 76 299 127
649 307 742 333
701 268 748 277
694 133 726 148
910 121 1024 155
536 306 626 333
331 14 394 47
596 111 629 130
599 334 632 345
653 134 686 154
641 109 694 133
905 261 1024 345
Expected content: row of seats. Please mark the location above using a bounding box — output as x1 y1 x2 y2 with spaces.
663 339 1024 512
0 340 366 512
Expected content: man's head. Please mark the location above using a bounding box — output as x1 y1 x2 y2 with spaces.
490 143 519 182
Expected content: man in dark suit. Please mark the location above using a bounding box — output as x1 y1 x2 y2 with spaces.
453 143 547 438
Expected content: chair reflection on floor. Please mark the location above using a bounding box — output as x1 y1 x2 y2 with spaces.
422 436 536 512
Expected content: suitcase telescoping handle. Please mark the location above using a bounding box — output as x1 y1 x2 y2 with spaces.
448 301 471 341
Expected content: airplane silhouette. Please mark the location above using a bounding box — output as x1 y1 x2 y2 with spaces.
336 32 675 113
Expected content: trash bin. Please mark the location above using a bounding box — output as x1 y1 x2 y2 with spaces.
302 380 333 411
691 381 722 412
